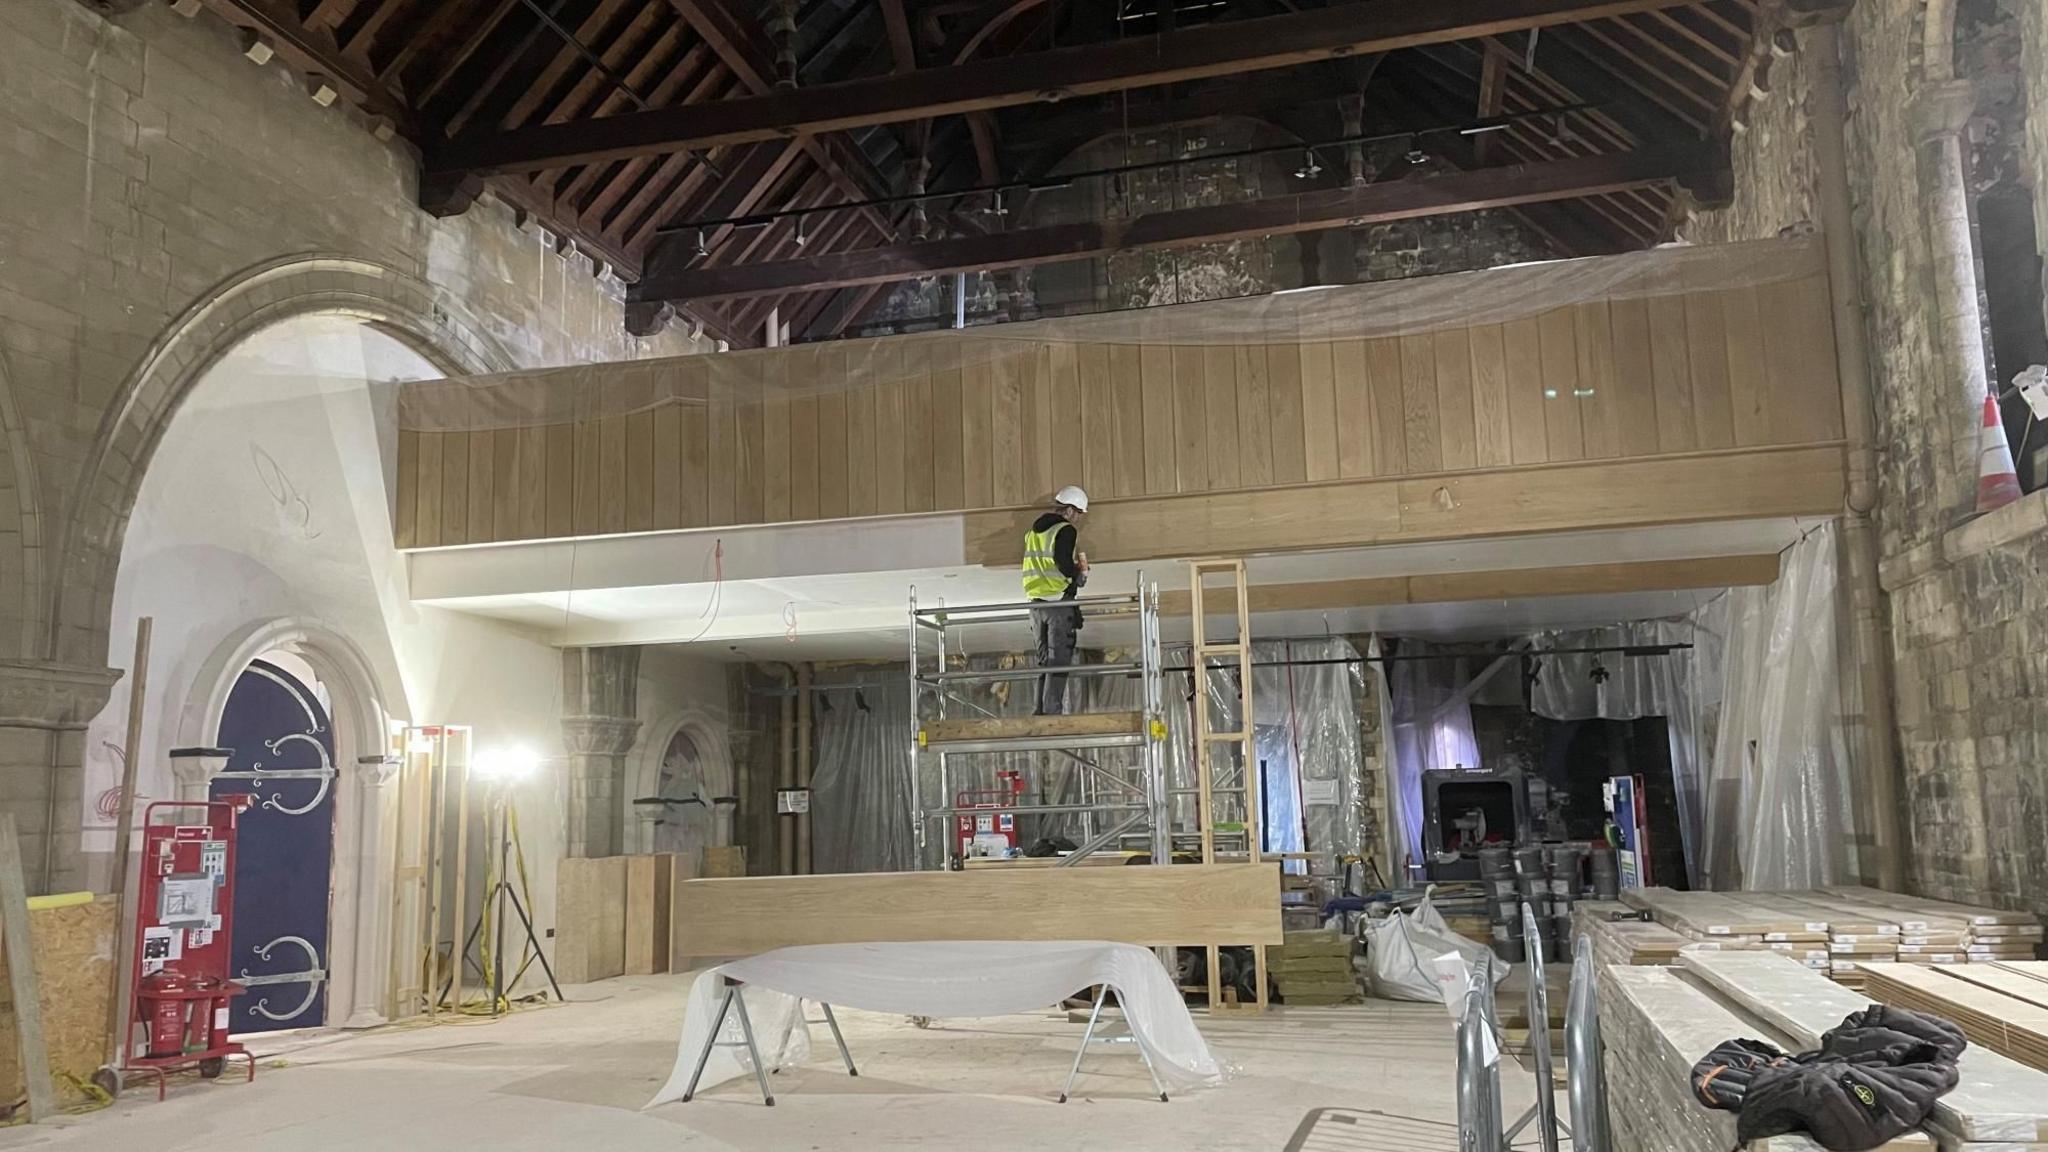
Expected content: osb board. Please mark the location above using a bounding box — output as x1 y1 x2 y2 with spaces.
921 711 1143 743
624 854 674 977
0 897 115 1107
554 856 627 985
673 865 1283 959
701 845 745 878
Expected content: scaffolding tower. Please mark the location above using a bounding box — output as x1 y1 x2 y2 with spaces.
908 574 1169 869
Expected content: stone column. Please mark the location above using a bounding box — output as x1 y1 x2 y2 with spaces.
0 660 120 894
344 754 399 1028
560 647 641 859
1914 78 1995 524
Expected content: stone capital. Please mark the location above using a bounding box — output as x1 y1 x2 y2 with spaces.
561 715 640 757
1912 79 1977 145
0 660 123 730
169 747 231 790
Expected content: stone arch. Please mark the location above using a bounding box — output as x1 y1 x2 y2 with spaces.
0 353 44 661
626 708 734 856
46 254 519 668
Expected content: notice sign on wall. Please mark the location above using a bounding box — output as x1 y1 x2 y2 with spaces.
775 788 811 814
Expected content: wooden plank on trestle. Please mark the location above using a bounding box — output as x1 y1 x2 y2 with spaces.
0 816 55 1123
671 864 1283 959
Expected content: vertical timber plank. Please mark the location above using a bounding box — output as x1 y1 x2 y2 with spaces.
1237 344 1272 487
1172 345 1208 492
1608 296 1661 457
1139 344 1176 495
1399 333 1442 474
1573 302 1620 460
1365 338 1406 477
1434 328 1475 472
1537 308 1585 462
1203 344 1240 490
1647 294 1697 453
1299 342 1339 482
1684 291 1736 450
1469 325 1513 468
1503 318 1548 465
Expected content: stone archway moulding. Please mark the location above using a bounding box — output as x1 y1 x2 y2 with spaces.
626 708 735 856
48 254 519 669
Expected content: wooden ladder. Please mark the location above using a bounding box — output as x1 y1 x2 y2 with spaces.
1187 558 1267 1013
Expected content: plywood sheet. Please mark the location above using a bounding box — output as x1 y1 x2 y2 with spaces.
624 854 674 976
0 897 115 1108
555 856 627 985
672 865 1283 957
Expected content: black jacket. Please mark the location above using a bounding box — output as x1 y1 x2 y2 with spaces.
1691 1006 1965 1151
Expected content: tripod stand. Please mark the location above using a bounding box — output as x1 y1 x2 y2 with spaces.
442 791 562 1014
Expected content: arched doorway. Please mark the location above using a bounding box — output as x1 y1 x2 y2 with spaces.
209 654 338 1033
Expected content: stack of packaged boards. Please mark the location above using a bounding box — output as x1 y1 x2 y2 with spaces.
1618 888 1833 971
1857 961 2048 1072
1270 929 1361 1006
1572 900 1687 968
1822 886 2044 965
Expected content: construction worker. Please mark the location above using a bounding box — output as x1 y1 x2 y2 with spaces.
1021 485 1089 715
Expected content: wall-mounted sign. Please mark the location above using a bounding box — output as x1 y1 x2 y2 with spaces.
775 788 812 814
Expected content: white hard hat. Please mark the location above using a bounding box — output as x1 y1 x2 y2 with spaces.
1054 485 1089 512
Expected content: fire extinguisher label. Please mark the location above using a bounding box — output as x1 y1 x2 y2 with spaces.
214 1007 230 1032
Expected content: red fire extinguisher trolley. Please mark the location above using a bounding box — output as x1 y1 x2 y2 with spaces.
118 798 259 1099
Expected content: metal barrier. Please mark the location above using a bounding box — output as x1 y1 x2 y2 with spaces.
1454 908 1608 1152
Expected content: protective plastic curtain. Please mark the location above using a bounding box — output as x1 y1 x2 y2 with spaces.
1527 619 1704 888
1384 640 1517 867
1159 637 1367 866
808 675 915 874
1691 523 1855 890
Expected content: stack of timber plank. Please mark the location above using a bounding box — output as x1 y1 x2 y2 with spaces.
1271 930 1360 1006
1572 900 1687 967
1620 888 1833 970
1600 965 1925 1151
1677 949 2048 1149
1824 887 2044 964
1859 962 2048 1073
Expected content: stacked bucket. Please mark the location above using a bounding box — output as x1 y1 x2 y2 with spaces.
1482 844 1591 962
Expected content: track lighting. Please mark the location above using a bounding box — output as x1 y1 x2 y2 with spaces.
1293 148 1323 179
793 215 808 249
693 229 709 258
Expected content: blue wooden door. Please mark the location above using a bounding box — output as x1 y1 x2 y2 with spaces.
209 659 337 1033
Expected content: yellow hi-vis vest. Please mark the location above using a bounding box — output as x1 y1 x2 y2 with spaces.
1021 522 1073 600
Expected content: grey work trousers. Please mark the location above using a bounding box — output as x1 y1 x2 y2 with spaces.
1032 602 1081 715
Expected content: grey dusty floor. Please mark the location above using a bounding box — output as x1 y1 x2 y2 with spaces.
0 974 1529 1151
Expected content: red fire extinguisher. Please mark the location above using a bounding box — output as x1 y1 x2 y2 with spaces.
141 970 194 1059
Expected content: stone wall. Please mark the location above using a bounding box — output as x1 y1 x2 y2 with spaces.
0 1 699 889
1692 0 2048 915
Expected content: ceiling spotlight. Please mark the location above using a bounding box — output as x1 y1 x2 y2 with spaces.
1294 148 1323 180
1406 147 1428 166
793 215 808 249
693 229 709 258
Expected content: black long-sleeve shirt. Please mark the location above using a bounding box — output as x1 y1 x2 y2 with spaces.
1031 511 1082 600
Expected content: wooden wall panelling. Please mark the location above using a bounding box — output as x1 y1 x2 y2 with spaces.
989 347 1023 505
1399 334 1442 473
762 392 791 523
961 343 995 507
1364 338 1406 477
788 375 821 522
928 342 963 511
1204 344 1242 490
415 431 443 546
1050 343 1085 494
1468 325 1513 468
1503 317 1548 465
627 409 655 531
812 344 849 519
1573 302 1621 460
1536 308 1585 462
1683 291 1736 449
597 414 626 533
442 425 470 544
707 390 736 526
1719 286 1772 446
1108 344 1147 498
1021 346 1053 502
1171 345 1209 492
901 343 934 513
875 344 908 514
395 430 419 547
1265 342 1308 485
652 403 681 529
1433 329 1476 471
671 865 1284 957
678 398 710 528
1331 340 1372 479
467 426 495 543
1072 343 1112 496
1138 344 1176 495
1757 275 1844 443
1298 342 1339 482
735 390 767 525
493 427 521 540
545 423 573 537
1645 295 1697 453
1607 297 1661 458
519 425 548 539
1236 345 1273 487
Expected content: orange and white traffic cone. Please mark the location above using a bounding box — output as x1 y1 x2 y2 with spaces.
1977 393 2022 513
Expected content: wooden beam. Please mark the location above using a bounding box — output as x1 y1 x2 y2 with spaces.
961 445 1845 565
671 866 1284 959
195 0 410 123
1004 66 1359 154
632 147 1703 302
880 0 919 71
1158 554 1782 616
429 0 1704 175
1475 45 1509 163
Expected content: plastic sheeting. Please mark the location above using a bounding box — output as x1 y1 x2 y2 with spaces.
1385 640 1520 869
1690 523 1855 890
1527 619 1706 888
809 675 915 874
646 941 1227 1104
399 237 1824 432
